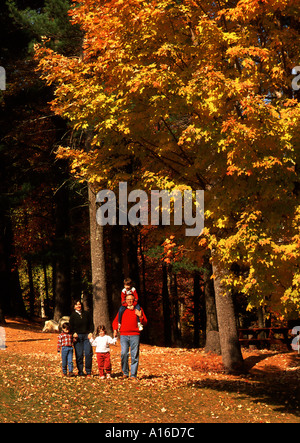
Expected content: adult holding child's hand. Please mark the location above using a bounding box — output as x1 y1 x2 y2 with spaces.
69 300 94 377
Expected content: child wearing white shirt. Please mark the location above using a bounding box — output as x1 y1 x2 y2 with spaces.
89 325 117 379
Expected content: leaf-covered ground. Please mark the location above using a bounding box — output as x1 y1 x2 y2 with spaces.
0 318 299 423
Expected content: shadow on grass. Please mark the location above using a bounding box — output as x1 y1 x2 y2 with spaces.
6 338 51 345
4 320 44 333
187 370 300 417
243 353 278 371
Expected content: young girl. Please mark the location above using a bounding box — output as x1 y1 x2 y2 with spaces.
89 325 117 379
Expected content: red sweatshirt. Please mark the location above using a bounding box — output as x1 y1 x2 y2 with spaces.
112 308 147 335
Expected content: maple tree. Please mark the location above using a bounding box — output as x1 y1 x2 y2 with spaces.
35 0 300 372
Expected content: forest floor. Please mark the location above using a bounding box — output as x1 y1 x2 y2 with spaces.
0 318 300 423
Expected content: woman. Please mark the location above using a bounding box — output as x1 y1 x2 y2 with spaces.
69 300 94 376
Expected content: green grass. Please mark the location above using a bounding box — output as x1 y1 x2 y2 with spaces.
0 352 300 423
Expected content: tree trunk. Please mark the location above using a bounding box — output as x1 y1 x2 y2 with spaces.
257 306 267 339
0 234 9 323
172 272 182 345
53 182 71 322
106 225 124 317
42 260 50 318
193 270 201 348
27 258 35 317
88 183 111 334
0 209 26 319
166 264 180 344
203 253 221 355
162 262 172 346
122 227 140 294
139 232 147 312
0 308 5 325
212 254 245 374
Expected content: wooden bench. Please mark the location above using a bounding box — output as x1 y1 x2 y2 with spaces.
238 327 292 350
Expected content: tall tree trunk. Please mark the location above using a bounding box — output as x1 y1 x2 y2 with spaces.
10 267 26 318
137 232 150 343
257 306 267 339
42 260 50 318
212 254 245 374
193 270 201 348
203 253 221 354
88 183 111 334
162 262 172 346
53 182 71 322
166 264 176 344
27 258 35 317
0 308 5 325
139 232 147 312
0 208 26 319
106 225 124 317
0 234 9 324
122 227 140 294
172 272 181 345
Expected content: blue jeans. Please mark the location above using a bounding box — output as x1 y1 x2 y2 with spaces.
120 335 140 378
74 334 93 375
61 346 73 375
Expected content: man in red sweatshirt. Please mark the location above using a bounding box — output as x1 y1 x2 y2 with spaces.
113 293 147 379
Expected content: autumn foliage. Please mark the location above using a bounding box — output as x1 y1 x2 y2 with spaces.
35 0 300 320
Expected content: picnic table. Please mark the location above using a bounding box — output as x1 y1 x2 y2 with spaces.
238 327 292 350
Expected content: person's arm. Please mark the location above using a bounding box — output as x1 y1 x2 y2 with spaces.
135 308 147 326
132 287 139 303
89 336 97 346
108 336 118 345
121 289 127 306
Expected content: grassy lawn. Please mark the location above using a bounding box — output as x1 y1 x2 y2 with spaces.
0 319 299 423
0 350 299 423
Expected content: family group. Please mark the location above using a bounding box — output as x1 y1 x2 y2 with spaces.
57 278 147 379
